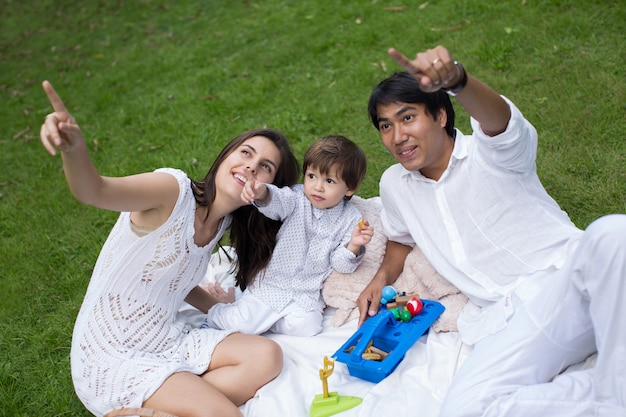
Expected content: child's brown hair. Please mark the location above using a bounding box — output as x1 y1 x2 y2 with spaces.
303 135 367 197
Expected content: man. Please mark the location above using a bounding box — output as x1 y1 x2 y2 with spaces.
357 45 626 416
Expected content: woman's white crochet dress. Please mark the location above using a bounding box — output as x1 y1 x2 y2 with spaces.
70 168 233 416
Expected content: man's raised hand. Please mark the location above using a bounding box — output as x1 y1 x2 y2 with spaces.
388 46 459 92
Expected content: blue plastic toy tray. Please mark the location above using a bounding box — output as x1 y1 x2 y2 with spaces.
333 299 445 383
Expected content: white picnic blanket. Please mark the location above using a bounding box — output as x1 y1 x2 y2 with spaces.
178 247 594 417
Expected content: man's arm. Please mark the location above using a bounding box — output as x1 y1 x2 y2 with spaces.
388 45 511 136
453 74 511 136
356 240 412 326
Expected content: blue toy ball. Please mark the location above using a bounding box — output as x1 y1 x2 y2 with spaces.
380 285 397 305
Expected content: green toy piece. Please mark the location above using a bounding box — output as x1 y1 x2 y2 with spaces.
399 309 412 322
310 356 362 417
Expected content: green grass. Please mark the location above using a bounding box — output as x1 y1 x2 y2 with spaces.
1 0 624 415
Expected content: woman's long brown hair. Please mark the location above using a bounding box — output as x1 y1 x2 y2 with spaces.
191 128 299 290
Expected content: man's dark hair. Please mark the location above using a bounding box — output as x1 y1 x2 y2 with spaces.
368 71 456 138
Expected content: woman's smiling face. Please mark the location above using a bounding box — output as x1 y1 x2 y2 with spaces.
217 135 282 203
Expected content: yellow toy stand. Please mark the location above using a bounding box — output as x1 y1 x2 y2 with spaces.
310 356 362 417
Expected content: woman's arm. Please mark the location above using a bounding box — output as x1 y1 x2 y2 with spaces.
185 286 221 314
40 81 179 216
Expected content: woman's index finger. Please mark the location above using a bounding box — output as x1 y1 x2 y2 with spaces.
42 80 69 115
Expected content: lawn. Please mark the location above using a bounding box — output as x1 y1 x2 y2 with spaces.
0 0 624 415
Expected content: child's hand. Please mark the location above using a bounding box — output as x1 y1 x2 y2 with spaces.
202 282 236 304
347 219 374 254
241 168 268 204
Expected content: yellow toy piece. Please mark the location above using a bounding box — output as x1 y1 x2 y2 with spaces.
310 356 362 417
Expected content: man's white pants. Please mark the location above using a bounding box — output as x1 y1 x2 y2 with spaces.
439 214 626 417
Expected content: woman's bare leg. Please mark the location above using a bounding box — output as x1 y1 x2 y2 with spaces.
143 371 242 417
142 334 282 416
203 333 283 405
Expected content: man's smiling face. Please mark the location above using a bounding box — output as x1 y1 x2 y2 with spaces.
376 102 453 181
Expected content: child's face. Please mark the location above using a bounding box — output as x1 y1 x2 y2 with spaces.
303 164 355 210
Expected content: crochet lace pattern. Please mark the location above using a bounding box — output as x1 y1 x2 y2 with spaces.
70 168 233 415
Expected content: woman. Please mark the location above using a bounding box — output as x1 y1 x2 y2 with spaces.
39 81 299 417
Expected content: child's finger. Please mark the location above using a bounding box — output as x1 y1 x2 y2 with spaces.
244 168 255 182
241 169 255 202
253 181 266 195
244 172 252 183
241 185 253 204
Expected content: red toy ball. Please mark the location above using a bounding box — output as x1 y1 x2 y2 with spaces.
406 297 423 316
